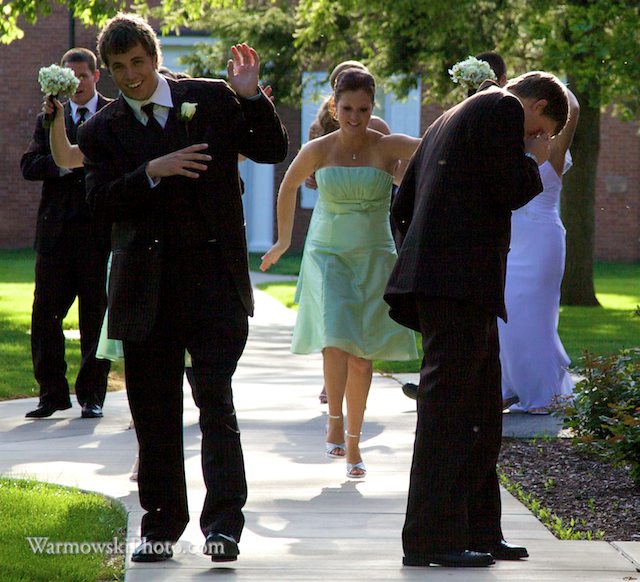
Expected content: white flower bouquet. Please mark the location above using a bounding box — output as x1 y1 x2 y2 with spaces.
38 64 80 127
448 56 496 92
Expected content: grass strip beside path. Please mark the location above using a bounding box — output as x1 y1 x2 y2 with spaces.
0 478 126 582
0 249 123 400
1 250 637 392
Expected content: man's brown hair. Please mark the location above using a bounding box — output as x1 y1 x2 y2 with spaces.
61 47 98 72
97 12 162 69
506 71 569 136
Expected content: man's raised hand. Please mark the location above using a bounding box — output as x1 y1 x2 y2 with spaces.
146 143 211 179
227 43 260 99
525 133 552 166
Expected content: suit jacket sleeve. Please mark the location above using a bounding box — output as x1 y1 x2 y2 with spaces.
236 89 288 164
390 150 417 249
390 123 436 249
481 95 542 210
20 113 59 181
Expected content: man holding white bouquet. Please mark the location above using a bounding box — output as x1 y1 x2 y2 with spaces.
21 48 111 420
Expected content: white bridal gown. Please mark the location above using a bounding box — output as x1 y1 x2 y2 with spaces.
499 152 575 411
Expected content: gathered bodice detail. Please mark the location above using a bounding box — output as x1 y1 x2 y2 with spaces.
315 166 394 214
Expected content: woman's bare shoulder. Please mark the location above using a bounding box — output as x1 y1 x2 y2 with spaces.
300 131 337 162
369 115 391 135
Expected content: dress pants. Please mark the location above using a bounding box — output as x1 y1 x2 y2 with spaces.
31 222 110 408
402 296 503 556
123 243 249 542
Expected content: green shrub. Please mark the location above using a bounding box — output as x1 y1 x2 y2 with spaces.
557 348 640 484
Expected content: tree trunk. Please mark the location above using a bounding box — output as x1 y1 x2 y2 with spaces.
560 77 600 306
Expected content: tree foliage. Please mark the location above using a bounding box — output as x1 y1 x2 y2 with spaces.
294 0 639 305
0 0 124 43
158 2 299 106
295 0 639 112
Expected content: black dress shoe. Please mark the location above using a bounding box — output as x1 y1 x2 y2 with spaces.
403 550 494 567
204 532 239 562
81 403 103 418
475 540 529 560
25 403 71 418
402 382 418 400
131 539 174 562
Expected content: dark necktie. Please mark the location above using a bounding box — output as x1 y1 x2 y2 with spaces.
76 107 88 126
142 103 164 135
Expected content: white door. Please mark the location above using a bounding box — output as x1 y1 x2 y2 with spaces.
240 161 275 253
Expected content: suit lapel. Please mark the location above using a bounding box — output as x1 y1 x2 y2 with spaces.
109 82 194 162
167 80 190 148
96 94 110 111
109 96 159 164
65 102 78 144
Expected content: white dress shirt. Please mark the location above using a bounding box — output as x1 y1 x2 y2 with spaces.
70 92 99 124
123 73 174 128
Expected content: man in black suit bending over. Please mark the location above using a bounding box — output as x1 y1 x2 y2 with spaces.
385 72 569 567
21 47 111 420
77 13 288 563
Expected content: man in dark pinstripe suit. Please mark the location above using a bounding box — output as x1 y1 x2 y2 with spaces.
78 13 288 563
385 72 569 568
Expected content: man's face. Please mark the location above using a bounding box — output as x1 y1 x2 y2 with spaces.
107 42 158 101
522 98 557 138
65 61 99 106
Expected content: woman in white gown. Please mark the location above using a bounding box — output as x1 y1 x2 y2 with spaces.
499 88 580 414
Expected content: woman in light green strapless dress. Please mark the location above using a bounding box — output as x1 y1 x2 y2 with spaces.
261 68 420 479
292 166 416 361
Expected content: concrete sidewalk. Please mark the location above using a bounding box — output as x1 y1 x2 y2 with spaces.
0 278 638 580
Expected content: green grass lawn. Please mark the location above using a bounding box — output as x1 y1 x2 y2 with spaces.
248 250 303 276
254 254 640 373
0 249 123 401
559 262 640 363
2 250 638 391
0 478 126 582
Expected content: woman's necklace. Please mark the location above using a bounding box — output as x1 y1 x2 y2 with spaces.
344 135 365 161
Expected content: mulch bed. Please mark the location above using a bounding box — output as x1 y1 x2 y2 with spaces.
499 438 640 541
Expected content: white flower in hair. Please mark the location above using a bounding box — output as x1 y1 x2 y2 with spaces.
448 56 497 91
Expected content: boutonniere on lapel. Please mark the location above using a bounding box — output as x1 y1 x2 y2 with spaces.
178 102 198 137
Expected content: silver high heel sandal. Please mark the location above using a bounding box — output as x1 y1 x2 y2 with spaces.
345 433 366 478
325 414 346 458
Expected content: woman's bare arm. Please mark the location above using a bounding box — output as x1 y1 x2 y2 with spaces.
548 88 580 177
45 97 84 168
260 141 323 271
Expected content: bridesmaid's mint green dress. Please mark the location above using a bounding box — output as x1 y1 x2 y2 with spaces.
96 254 192 366
96 254 124 361
292 166 418 361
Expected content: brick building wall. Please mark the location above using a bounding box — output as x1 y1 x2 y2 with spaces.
595 112 640 262
0 6 109 249
1 9 638 262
